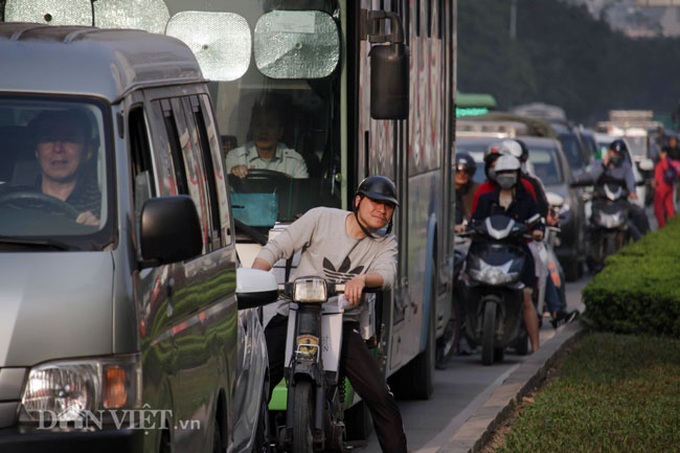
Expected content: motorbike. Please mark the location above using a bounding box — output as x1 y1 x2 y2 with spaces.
435 235 467 368
586 182 638 273
459 214 535 365
274 276 375 452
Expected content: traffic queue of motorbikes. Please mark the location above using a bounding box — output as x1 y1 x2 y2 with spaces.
450 138 649 366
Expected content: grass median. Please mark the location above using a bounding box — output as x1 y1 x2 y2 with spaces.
484 331 680 452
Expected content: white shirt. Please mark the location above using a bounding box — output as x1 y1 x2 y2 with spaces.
225 142 308 178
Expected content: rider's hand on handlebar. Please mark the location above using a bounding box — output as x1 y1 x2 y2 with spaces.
344 274 366 307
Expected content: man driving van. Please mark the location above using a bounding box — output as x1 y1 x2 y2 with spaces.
29 109 101 226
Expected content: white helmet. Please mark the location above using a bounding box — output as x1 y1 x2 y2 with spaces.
494 155 521 190
493 139 523 160
494 154 521 173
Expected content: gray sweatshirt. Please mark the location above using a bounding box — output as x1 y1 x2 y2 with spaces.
255 207 397 317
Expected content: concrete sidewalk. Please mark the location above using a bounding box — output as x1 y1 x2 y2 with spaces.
435 322 584 453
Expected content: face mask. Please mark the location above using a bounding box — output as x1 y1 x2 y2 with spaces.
610 155 623 167
496 173 517 189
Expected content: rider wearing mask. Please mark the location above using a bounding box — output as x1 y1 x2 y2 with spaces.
471 143 537 214
252 176 407 453
579 139 650 237
470 155 543 353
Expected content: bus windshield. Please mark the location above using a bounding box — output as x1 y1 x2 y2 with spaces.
164 3 344 232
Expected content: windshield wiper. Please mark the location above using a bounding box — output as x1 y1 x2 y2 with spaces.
0 235 71 251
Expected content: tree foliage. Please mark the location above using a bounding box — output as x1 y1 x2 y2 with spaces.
458 0 680 126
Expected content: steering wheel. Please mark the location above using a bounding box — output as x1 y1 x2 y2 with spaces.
228 169 292 193
0 190 79 220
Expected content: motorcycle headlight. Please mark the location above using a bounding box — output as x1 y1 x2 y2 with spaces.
21 355 141 423
293 277 327 303
469 261 519 285
598 212 625 229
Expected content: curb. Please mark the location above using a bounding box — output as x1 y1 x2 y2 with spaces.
435 322 586 453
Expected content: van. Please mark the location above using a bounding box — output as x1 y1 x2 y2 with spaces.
0 23 276 452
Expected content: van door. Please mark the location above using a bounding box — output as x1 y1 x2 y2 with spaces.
134 91 238 452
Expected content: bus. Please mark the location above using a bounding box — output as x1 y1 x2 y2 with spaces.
2 0 457 410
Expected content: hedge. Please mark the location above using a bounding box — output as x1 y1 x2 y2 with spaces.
581 215 680 337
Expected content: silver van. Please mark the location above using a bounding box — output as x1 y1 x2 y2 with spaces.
0 23 276 452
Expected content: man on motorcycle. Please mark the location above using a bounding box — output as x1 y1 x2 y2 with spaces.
470 155 543 353
252 175 407 453
579 139 651 238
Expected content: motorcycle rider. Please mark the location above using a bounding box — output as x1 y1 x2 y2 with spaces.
455 151 480 233
578 139 651 238
471 144 537 214
252 175 407 453
470 155 543 353
498 139 578 327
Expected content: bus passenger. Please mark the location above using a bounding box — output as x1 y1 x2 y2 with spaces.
226 99 308 179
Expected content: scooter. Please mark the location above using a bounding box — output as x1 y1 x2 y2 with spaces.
274 276 373 452
586 182 637 273
436 235 468 368
459 214 534 365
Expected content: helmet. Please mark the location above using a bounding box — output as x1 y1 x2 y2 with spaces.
493 155 521 189
483 145 502 179
492 139 524 161
455 151 477 175
608 139 628 155
513 139 530 163
494 154 521 173
608 139 627 167
355 175 399 207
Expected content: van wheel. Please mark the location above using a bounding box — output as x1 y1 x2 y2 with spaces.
158 430 171 453
212 418 223 453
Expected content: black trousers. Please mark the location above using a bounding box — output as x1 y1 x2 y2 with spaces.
265 313 408 453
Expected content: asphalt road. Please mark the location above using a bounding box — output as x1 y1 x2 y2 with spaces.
351 275 590 453
354 205 657 453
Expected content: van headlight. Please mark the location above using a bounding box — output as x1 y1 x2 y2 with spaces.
21 354 141 423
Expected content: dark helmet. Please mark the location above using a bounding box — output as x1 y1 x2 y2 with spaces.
455 151 477 175
355 175 399 207
513 139 530 163
483 145 502 179
608 139 627 167
608 139 628 156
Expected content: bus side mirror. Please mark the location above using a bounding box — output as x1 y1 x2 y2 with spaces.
370 43 409 120
365 10 409 120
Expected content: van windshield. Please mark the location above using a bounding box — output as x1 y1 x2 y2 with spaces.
0 97 113 250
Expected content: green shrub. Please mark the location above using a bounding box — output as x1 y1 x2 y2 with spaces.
582 217 680 337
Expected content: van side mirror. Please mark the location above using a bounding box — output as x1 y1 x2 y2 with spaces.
364 10 409 120
236 268 279 309
139 195 202 267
